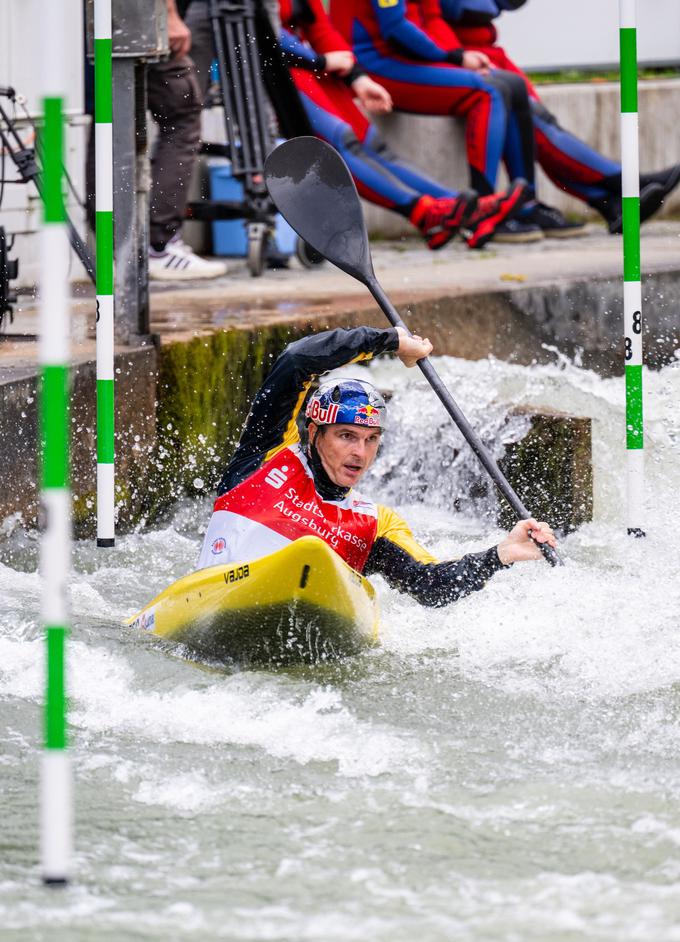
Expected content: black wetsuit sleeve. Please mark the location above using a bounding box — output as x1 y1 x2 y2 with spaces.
365 506 508 607
217 327 399 494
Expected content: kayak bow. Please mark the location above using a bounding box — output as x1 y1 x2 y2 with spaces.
125 535 379 665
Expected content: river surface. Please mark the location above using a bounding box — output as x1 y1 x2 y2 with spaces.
1 354 679 941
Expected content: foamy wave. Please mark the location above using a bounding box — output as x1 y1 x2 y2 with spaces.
67 643 416 777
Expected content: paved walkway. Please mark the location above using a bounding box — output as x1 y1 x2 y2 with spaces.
2 221 679 378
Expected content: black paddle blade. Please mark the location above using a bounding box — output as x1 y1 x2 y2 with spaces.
264 137 374 284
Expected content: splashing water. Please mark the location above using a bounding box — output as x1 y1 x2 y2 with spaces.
1 354 680 941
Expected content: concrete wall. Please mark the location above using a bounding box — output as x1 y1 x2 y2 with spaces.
1 0 84 118
364 79 680 238
0 347 158 534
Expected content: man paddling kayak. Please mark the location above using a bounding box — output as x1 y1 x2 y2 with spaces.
198 326 556 605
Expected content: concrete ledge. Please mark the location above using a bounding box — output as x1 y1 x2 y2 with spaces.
364 79 680 237
0 346 158 533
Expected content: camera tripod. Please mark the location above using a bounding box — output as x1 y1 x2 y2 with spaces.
186 0 317 276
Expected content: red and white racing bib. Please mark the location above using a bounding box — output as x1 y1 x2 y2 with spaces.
198 445 378 572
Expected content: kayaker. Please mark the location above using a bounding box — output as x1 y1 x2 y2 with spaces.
198 326 556 606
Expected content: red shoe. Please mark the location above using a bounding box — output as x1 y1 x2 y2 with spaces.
462 180 531 249
410 192 478 250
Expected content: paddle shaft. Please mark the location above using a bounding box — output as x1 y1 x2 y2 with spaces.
366 277 563 568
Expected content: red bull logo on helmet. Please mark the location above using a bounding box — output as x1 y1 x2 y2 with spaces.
306 399 340 424
354 403 382 427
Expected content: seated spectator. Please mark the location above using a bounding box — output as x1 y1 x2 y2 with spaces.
333 0 680 237
278 0 529 249
437 0 680 231
329 0 591 240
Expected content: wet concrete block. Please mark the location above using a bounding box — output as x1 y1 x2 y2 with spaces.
390 268 680 377
498 408 593 534
0 372 39 523
0 345 158 534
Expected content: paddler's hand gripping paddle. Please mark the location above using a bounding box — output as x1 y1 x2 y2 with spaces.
264 138 563 567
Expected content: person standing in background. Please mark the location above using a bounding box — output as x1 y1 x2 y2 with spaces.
146 0 228 279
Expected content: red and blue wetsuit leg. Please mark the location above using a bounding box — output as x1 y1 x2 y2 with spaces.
287 59 453 213
437 2 621 203
280 0 534 248
336 0 537 195
278 0 460 214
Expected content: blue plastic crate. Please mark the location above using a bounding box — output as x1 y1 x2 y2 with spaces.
209 162 297 257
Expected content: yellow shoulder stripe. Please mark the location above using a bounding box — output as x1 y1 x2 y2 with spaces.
376 505 439 564
264 383 310 463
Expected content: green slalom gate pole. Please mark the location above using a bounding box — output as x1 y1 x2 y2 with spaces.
619 0 645 537
95 0 115 547
39 2 72 885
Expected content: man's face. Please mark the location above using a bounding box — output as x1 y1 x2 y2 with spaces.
309 423 382 488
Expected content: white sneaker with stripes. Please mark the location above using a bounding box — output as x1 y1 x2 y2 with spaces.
148 234 227 281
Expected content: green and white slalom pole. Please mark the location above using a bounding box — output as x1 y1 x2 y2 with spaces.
619 0 645 537
95 0 115 548
39 1 72 885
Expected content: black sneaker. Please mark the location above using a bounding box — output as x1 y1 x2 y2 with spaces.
521 202 587 238
594 182 665 234
640 163 680 198
491 217 544 243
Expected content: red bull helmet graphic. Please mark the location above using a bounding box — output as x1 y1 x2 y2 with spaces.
305 378 387 429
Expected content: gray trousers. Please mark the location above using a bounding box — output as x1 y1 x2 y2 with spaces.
148 1 281 247
147 56 202 248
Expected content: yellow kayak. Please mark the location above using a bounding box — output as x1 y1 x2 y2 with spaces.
125 535 379 666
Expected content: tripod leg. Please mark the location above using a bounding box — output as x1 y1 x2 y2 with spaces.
0 101 96 284
210 2 245 174
67 220 96 283
244 8 272 162
33 173 95 284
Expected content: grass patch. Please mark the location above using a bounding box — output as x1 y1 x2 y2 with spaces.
529 66 680 85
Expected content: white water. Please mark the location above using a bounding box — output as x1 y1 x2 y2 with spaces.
1 353 679 941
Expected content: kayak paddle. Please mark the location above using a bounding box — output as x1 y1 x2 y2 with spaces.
264 137 562 567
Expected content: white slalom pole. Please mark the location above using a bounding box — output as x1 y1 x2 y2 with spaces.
619 0 645 537
95 0 115 547
39 1 72 884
